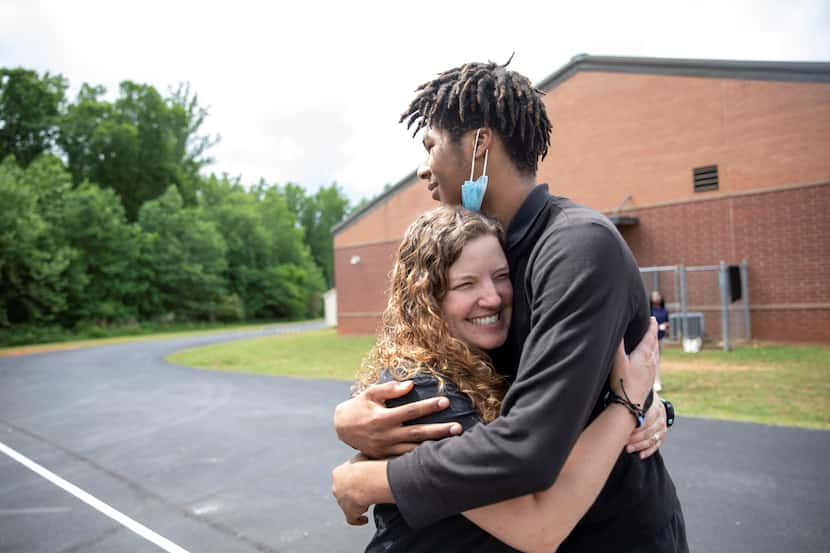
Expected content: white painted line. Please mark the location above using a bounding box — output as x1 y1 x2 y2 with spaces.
0 440 190 553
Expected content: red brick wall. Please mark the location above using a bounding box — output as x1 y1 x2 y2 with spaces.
334 240 397 335
622 183 830 343
540 72 830 211
334 173 434 249
752 308 830 344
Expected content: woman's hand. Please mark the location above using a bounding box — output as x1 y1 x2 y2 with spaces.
614 317 670 458
331 455 372 525
610 317 658 406
331 455 394 525
627 392 669 459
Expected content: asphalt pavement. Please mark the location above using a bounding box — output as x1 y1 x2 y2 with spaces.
0 323 827 553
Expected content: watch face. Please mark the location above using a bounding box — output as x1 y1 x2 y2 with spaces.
662 400 675 427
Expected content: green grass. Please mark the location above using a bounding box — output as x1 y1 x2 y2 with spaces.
0 320 315 356
169 330 830 430
660 344 830 429
167 328 375 380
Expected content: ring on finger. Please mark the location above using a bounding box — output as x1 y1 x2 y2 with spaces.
651 432 660 444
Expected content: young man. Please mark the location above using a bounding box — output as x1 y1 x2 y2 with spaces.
332 58 687 552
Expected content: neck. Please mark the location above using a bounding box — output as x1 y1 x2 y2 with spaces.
481 164 537 228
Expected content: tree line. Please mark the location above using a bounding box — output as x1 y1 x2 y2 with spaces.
0 67 354 337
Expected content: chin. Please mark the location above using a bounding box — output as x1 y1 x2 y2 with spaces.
469 332 508 351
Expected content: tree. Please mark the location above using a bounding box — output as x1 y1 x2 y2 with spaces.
138 187 229 320
0 156 73 325
0 68 67 167
58 183 145 323
305 184 350 288
58 81 217 220
282 182 349 288
198 177 326 319
252 185 325 318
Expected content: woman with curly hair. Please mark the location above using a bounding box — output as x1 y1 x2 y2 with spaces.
338 205 659 553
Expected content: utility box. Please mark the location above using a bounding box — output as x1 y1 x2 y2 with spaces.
669 312 704 340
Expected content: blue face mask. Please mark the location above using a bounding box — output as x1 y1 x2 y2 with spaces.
461 128 489 211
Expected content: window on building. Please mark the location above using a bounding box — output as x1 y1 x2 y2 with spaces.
693 165 719 192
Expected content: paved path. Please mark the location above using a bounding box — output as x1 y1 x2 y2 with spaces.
1 325 827 552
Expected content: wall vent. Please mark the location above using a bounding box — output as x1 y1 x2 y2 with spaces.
693 165 719 192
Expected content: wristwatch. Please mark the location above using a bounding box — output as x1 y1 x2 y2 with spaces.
661 399 675 428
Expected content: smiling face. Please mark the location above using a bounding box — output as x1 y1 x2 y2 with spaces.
418 126 468 205
441 234 512 351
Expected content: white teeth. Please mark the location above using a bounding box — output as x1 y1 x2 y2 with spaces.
471 314 499 326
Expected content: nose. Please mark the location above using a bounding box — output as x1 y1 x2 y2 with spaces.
478 279 503 308
417 163 431 181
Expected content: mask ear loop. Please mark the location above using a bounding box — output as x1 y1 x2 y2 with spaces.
469 129 489 180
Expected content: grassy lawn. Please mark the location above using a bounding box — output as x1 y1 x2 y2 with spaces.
167 328 375 380
169 329 830 430
660 343 830 429
0 320 316 357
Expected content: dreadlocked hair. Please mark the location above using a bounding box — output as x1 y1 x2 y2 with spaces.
400 53 552 175
354 206 508 423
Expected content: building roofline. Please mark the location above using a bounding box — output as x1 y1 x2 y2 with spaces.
334 54 830 236
332 169 417 235
535 54 830 92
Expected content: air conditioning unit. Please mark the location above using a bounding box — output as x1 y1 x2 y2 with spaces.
669 312 704 340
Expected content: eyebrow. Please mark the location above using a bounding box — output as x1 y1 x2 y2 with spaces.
450 265 510 281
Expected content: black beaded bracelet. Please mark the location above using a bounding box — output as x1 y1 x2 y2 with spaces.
603 379 646 427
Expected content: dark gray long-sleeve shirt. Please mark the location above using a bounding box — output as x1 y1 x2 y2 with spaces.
387 186 680 551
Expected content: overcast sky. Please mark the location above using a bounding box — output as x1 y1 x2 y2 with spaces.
2 0 828 203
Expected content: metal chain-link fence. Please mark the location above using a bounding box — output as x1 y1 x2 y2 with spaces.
640 260 751 351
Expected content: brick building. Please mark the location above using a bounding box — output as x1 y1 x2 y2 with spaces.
333 55 830 343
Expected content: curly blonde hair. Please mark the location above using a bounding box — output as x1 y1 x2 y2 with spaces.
354 206 508 423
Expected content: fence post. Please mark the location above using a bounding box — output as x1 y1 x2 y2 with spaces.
678 265 688 339
741 258 751 341
719 261 731 351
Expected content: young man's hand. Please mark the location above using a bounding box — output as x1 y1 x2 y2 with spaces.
333 380 462 459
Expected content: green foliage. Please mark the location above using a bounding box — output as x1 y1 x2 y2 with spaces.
0 68 67 166
59 81 217 220
0 157 73 325
57 183 144 323
282 182 349 288
0 66 344 339
138 187 229 320
198 175 325 319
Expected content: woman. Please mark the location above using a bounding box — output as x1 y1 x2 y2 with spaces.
650 290 670 391
342 206 659 553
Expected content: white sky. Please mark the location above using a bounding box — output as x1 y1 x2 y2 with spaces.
1 0 828 204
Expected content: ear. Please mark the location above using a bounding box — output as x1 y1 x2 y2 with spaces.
470 128 493 160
